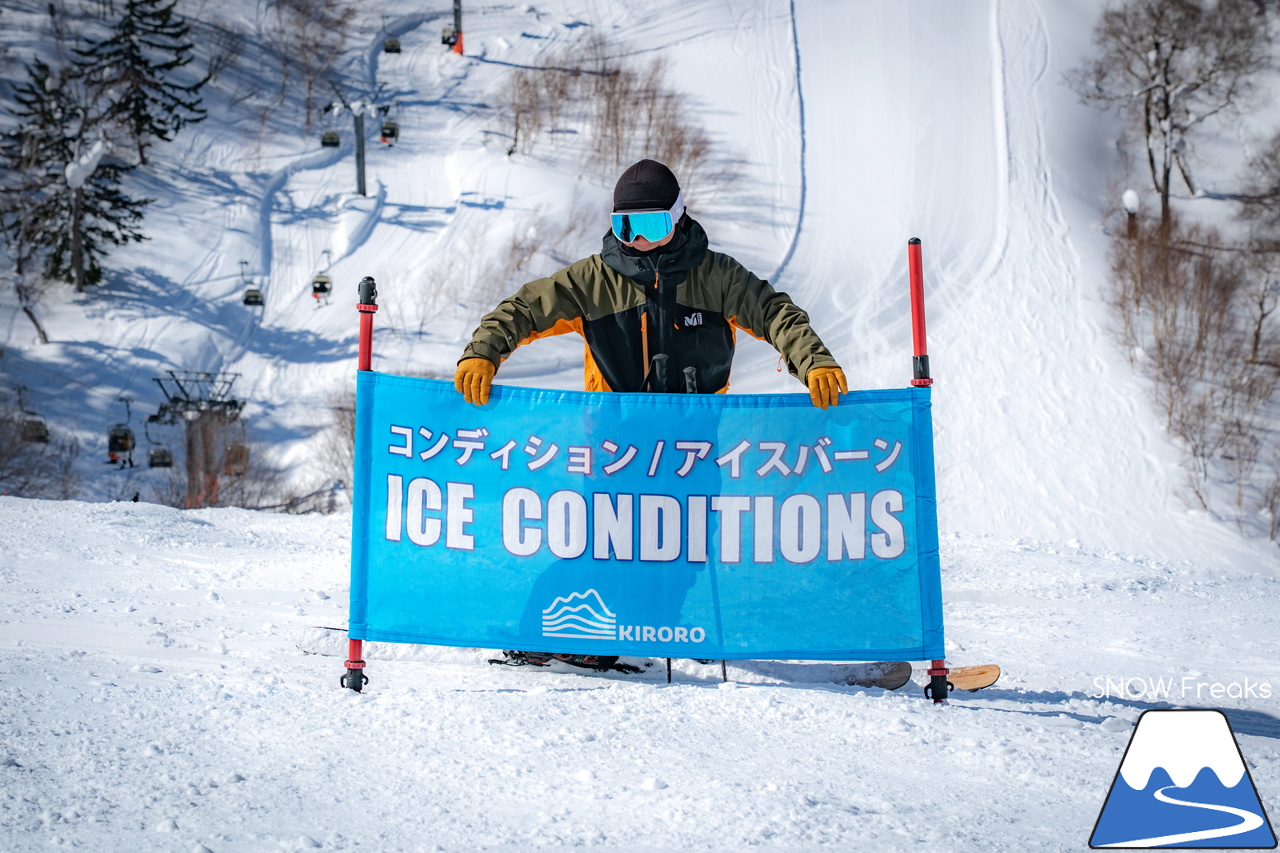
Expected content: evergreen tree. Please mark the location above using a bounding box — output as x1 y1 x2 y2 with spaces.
0 58 71 279
75 0 206 165
0 58 66 339
1 57 150 292
44 146 151 291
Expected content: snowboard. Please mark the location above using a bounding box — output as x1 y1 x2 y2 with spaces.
488 651 645 673
678 658 914 689
838 660 914 690
945 663 1001 692
486 656 915 688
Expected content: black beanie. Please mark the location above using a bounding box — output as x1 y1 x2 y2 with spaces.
613 159 680 212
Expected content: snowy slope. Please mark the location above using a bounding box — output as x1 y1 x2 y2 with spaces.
3 0 1275 572
2 0 1280 849
1 497 1277 852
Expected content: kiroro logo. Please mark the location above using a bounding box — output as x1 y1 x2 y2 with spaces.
1090 709 1276 849
541 589 617 641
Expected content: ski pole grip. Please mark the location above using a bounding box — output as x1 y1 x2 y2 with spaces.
650 354 669 393
683 366 698 394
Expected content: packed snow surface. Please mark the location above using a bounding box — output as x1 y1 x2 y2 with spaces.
2 0 1279 850
1 497 1278 852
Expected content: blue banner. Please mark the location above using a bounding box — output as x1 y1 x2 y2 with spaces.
349 375 944 660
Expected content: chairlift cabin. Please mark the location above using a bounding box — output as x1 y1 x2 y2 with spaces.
320 130 340 148
243 287 264 306
108 426 135 454
380 119 399 144
441 25 457 46
384 37 401 53
148 447 173 468
224 443 249 477
22 418 49 443
312 274 332 296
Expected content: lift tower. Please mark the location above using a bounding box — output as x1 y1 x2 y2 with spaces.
151 371 245 509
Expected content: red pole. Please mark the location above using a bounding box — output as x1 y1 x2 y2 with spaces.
908 237 932 388
908 240 948 700
343 277 378 692
357 311 376 371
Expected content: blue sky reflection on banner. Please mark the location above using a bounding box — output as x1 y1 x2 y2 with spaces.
350 375 944 661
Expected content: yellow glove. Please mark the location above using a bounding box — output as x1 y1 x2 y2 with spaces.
454 357 497 406
807 366 848 410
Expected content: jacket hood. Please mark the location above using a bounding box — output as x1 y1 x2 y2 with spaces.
600 216 709 286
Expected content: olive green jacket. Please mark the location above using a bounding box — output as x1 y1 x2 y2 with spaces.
461 218 839 393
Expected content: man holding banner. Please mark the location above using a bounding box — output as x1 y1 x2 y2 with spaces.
453 159 848 670
454 159 847 407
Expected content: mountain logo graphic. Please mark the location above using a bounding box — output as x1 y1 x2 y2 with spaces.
1090 709 1276 849
541 589 617 641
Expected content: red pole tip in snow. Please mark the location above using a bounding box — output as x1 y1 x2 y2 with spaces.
453 32 464 54
357 277 378 372
907 238 932 387
342 638 367 692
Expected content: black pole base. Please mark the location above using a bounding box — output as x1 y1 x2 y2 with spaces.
341 663 368 692
924 663 949 703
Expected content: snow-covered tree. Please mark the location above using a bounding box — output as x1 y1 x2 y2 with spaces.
272 0 357 134
1 57 150 293
74 0 206 165
1069 0 1272 227
0 58 66 281
1237 132 1280 232
52 139 151 291
0 58 66 339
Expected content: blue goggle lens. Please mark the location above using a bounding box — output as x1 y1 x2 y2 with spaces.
611 210 674 243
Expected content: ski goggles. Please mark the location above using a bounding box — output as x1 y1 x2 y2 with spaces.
610 191 685 243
